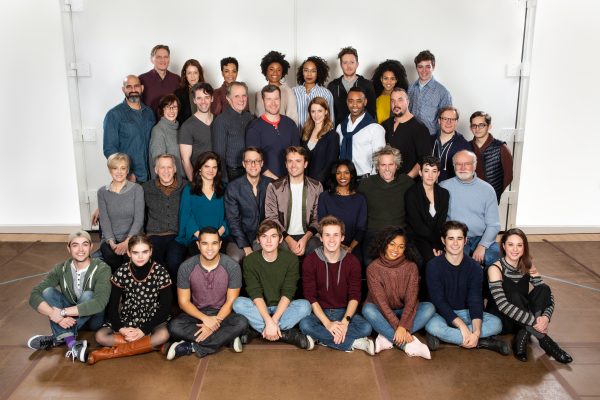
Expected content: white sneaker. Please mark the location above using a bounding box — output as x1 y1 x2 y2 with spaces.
232 336 243 353
403 336 431 360
375 334 394 353
352 337 375 356
306 335 315 351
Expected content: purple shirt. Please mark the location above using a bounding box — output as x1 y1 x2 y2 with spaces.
139 69 180 118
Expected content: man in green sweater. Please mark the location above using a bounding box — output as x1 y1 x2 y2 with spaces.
232 220 314 350
27 231 112 363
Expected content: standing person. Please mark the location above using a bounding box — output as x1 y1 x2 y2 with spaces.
212 81 253 183
88 235 172 364
382 88 432 178
142 154 187 283
246 85 300 180
166 227 248 360
432 106 470 182
317 160 367 256
265 146 323 257
299 216 374 355
424 221 508 355
179 83 214 182
301 97 339 185
232 221 314 350
224 147 273 263
211 57 249 116
255 51 298 125
407 50 452 136
337 87 386 179
149 94 183 179
27 231 111 363
103 75 155 183
293 56 335 130
139 44 180 118
487 229 572 363
362 227 435 358
371 59 409 124
469 111 514 203
327 46 376 126
97 153 145 272
175 59 205 124
176 152 229 253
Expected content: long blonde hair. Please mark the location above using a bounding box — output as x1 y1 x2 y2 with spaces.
301 96 333 142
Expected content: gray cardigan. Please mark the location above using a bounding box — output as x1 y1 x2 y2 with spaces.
142 177 185 235
149 117 183 179
97 181 145 242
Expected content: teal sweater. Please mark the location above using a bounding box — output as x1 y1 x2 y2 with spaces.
29 258 112 316
243 249 299 306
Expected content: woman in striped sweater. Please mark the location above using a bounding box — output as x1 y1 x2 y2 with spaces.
487 229 572 363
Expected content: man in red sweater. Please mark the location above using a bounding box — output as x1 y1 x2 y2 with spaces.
299 216 374 354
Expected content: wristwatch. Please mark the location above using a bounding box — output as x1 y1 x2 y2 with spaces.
345 315 352 322
60 309 67 317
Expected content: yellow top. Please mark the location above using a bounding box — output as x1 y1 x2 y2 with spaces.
376 94 391 124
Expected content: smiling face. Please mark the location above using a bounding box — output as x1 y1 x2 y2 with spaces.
163 101 178 122
152 48 170 73
122 75 143 103
68 237 92 264
266 62 283 85
155 156 175 185
200 158 218 181
222 63 238 84
347 90 366 119
263 90 281 116
185 65 201 87
285 151 307 178
470 116 491 140
416 60 434 83
197 232 221 263
439 109 458 135
420 163 440 187
502 234 524 264
384 235 406 261
381 70 398 94
309 103 328 125
442 229 466 257
335 164 352 189
321 224 344 253
242 150 263 178
340 54 358 78
454 151 476 182
128 242 152 267
193 89 213 113
302 61 317 85
377 154 397 182
228 84 248 113
258 228 282 253
109 161 129 183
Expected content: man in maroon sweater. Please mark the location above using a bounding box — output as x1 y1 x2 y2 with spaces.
299 216 374 354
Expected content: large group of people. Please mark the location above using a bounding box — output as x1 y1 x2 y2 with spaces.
26 45 572 367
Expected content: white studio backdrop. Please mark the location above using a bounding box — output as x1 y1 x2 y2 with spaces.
67 0 524 230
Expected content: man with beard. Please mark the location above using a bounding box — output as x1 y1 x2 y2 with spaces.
103 75 155 183
382 88 432 177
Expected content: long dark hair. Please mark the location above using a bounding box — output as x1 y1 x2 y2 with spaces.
371 59 408 96
179 59 205 88
327 160 358 194
301 96 334 142
368 226 419 263
500 228 532 273
191 151 224 198
296 56 329 86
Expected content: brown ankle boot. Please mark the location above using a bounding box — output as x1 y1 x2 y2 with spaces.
88 336 154 365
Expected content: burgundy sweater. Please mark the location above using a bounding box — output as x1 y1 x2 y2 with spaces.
365 256 420 331
302 248 362 309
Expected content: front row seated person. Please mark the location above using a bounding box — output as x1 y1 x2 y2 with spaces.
362 227 434 359
265 146 322 257
88 235 172 364
424 221 508 355
165 227 249 360
27 231 111 363
487 229 572 363
224 147 273 264
299 216 374 354
233 220 314 350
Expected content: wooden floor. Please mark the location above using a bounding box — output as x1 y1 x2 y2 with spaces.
1 237 599 400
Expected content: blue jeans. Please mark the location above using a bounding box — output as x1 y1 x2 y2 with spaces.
298 308 372 351
465 236 500 267
362 302 435 344
232 297 311 332
425 309 502 346
42 287 105 340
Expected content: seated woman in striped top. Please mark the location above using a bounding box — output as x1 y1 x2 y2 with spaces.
487 229 572 363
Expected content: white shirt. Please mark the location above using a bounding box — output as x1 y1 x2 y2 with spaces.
336 114 386 176
287 182 305 235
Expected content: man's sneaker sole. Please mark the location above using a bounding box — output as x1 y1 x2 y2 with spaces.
233 337 243 353
306 335 315 351
166 340 185 361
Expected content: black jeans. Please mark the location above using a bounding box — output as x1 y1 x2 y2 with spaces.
100 241 129 273
489 284 552 335
227 166 245 182
168 309 249 356
148 234 187 283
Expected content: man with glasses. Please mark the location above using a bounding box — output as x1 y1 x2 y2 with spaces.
441 150 500 268
469 111 513 203
224 147 273 263
212 82 254 183
408 50 452 136
431 106 469 182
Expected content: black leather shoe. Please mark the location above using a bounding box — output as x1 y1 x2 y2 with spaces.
539 335 573 364
477 337 509 355
425 332 440 351
280 328 314 350
512 329 530 362
239 327 261 344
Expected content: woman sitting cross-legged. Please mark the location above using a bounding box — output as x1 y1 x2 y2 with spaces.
362 226 435 358
487 228 572 363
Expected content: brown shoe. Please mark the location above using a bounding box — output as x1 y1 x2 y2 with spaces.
111 333 127 345
88 336 154 365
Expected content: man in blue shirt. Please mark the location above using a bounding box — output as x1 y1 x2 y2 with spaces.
407 50 452 136
103 75 155 183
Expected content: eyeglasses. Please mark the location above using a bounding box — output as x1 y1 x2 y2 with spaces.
244 159 262 165
440 117 457 123
470 123 488 129
454 161 474 167
165 106 179 111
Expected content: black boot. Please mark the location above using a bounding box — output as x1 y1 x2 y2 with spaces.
477 337 509 355
512 329 530 362
239 327 261 344
425 332 440 351
539 335 573 364
279 328 314 350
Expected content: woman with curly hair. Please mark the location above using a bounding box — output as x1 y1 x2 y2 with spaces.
174 59 205 124
293 56 335 130
361 226 435 358
301 97 339 184
176 151 229 254
371 60 408 123
255 51 298 125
